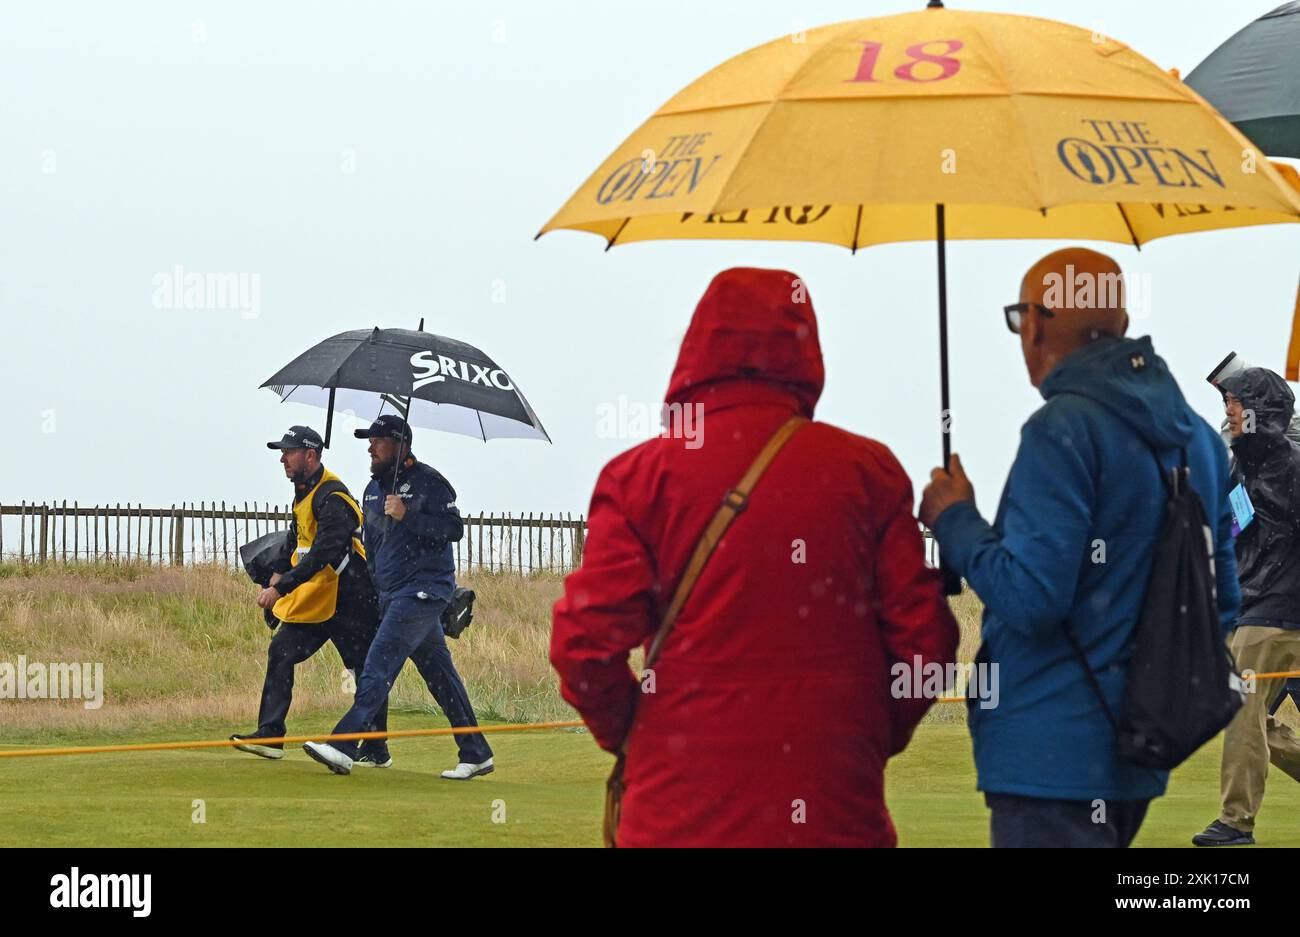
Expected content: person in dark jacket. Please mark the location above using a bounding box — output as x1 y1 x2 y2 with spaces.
921 248 1241 848
1208 353 1300 720
1193 367 1300 846
303 415 493 779
230 425 391 766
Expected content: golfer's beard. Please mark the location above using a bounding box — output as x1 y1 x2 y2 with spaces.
288 466 311 487
370 456 395 479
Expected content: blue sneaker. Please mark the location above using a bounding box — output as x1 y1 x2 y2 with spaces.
1192 820 1254 846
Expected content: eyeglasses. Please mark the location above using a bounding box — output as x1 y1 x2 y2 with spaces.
1003 302 1056 335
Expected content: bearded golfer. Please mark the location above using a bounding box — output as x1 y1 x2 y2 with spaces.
304 416 493 779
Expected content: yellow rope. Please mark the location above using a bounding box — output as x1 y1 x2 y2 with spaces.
5 671 1298 760
0 720 585 760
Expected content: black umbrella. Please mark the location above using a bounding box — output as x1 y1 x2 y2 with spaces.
261 322 550 447
1186 2 1300 158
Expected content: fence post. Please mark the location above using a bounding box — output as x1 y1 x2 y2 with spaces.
39 504 49 564
173 505 184 566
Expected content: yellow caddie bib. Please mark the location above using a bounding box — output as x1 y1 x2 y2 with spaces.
272 468 365 624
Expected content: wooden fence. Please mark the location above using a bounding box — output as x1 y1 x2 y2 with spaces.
0 503 586 575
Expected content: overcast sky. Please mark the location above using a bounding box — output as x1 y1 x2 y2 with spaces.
2 0 1297 524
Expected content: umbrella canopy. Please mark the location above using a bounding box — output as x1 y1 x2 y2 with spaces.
1186 2 1300 159
261 327 550 444
541 5 1300 249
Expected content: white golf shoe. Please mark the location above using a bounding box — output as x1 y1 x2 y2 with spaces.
440 757 494 780
303 741 353 775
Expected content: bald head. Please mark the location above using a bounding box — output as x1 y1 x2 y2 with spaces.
1017 247 1130 387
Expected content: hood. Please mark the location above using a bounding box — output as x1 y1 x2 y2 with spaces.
1039 335 1196 451
1221 366 1296 441
665 268 824 417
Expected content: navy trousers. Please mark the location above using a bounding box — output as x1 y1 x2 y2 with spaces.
258 613 388 753
986 792 1151 847
330 593 492 764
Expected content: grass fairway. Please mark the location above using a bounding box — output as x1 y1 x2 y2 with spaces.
0 713 609 848
886 725 1300 848
3 564 1297 847
4 718 1298 847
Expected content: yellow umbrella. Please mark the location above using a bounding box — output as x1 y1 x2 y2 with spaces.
1277 162 1300 381
538 2 1300 582
541 4 1300 249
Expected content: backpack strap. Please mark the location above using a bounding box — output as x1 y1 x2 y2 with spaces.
311 479 364 571
1048 390 1184 734
312 479 362 527
1061 621 1121 733
645 415 809 668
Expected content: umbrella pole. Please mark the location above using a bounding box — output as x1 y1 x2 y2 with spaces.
936 204 962 596
385 395 410 532
936 204 951 466
324 388 336 449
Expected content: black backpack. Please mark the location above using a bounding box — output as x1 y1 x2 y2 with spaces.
1064 440 1246 771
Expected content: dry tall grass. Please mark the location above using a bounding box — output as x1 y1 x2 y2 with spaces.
0 563 576 735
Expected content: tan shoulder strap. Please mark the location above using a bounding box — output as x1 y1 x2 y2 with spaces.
644 415 808 668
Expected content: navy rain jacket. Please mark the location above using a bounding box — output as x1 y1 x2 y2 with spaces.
361 458 463 603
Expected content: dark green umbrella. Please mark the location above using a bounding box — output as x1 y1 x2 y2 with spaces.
1186 2 1300 157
